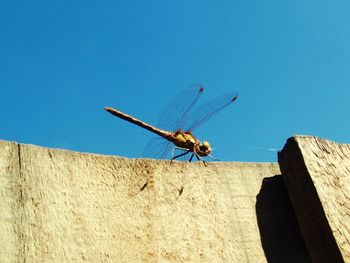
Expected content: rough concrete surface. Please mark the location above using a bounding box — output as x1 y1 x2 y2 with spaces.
0 141 22 262
0 140 313 262
279 136 350 263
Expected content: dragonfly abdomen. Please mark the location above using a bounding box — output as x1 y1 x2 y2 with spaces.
104 107 172 139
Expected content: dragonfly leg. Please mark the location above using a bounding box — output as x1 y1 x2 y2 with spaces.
193 152 209 166
171 147 191 161
202 159 209 166
189 154 194 162
172 151 191 160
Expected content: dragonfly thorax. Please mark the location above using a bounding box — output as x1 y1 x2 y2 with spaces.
172 131 212 157
172 131 196 147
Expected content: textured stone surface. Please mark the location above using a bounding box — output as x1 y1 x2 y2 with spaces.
0 141 22 262
279 136 350 263
0 140 312 262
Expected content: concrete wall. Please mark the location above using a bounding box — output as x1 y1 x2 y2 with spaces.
1 136 347 262
279 136 350 263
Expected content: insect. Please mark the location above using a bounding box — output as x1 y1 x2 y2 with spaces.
105 85 238 163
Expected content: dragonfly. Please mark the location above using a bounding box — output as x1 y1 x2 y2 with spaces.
104 85 238 163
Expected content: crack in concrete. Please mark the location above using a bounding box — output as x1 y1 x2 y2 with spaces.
17 143 26 263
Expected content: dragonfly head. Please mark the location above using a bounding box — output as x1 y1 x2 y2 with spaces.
199 140 211 155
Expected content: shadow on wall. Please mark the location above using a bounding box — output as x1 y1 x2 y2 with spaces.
256 175 312 263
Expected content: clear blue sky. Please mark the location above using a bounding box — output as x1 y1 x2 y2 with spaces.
1 1 350 162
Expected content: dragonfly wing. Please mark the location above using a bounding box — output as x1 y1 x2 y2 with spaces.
184 92 238 132
157 84 204 131
143 137 173 159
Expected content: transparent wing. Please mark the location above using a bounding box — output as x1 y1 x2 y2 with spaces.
143 138 195 161
184 93 238 132
156 84 204 132
142 137 173 159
